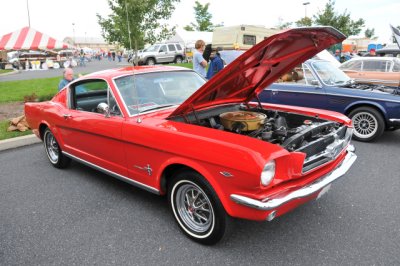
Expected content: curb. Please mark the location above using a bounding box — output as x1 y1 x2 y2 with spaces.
0 69 20 77
0 134 41 151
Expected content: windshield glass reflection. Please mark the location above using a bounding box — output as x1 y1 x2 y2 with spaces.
114 71 205 115
312 61 351 86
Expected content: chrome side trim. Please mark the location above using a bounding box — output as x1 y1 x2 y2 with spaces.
389 118 400 122
230 146 357 211
62 151 160 195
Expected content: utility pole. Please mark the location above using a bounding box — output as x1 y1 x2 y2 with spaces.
72 23 75 44
303 2 310 18
26 0 31 27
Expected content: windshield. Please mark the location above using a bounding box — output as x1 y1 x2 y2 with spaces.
311 61 351 86
143 45 160 53
114 71 205 116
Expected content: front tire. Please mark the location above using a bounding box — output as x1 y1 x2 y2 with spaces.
43 128 71 168
349 106 385 142
168 170 229 245
146 58 155 65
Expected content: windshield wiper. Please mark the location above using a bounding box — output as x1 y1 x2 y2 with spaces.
139 104 175 112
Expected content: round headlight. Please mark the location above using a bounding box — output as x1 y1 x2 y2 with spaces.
261 160 276 186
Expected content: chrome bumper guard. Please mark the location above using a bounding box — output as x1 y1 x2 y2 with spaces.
230 145 357 211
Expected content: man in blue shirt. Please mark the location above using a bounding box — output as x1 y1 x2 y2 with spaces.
206 47 224 80
193 40 207 78
58 68 74 91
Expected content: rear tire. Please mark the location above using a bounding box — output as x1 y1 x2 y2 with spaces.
349 106 385 142
43 128 71 168
174 56 183 64
168 170 230 245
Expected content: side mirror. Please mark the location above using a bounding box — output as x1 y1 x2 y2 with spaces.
97 102 110 117
310 80 320 86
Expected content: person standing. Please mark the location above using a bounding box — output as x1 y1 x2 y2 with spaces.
58 68 74 91
334 49 341 61
206 47 224 80
193 40 207 78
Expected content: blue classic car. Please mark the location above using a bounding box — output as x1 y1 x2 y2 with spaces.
259 59 400 141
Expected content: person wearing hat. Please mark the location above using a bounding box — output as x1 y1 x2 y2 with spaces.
206 47 225 80
368 48 376 56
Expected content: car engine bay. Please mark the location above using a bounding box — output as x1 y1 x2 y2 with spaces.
170 104 350 167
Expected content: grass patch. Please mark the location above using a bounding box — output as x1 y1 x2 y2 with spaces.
0 120 32 140
0 77 59 103
169 62 193 69
0 69 14 74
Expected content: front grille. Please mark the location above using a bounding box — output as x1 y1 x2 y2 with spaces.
300 126 352 173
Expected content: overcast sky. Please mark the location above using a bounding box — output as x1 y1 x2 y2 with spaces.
1 0 398 44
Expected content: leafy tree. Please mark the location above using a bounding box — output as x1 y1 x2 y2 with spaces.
97 0 179 50
183 25 195 31
313 0 365 36
185 1 219 32
295 17 313 27
276 17 292 30
364 28 375 39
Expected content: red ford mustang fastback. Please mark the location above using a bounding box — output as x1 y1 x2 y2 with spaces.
25 27 357 245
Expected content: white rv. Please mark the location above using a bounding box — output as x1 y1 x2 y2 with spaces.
212 25 280 50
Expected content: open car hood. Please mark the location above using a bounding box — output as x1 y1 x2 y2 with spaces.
168 27 345 118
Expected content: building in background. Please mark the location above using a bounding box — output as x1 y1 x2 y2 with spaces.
63 36 116 51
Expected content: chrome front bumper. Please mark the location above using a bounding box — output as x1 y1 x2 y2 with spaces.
230 145 357 211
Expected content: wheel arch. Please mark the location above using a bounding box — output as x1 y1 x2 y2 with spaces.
344 101 388 128
174 55 183 62
158 159 233 215
39 122 50 140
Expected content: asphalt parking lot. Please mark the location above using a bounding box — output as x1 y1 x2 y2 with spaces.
1 130 399 265
0 59 131 82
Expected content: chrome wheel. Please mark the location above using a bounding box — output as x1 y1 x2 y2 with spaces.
44 131 59 164
352 111 378 139
172 180 215 236
168 171 229 245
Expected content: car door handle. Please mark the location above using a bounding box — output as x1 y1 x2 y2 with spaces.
63 114 72 119
272 90 278 95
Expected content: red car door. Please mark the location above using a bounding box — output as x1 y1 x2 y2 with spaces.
57 79 127 177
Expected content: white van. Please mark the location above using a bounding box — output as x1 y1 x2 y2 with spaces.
212 25 279 50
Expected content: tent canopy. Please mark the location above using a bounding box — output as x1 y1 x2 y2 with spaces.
0 27 72 51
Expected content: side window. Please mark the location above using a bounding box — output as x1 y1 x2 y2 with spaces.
243 35 256 45
392 61 400 72
159 45 167 53
277 64 312 85
176 44 182 50
72 80 120 115
362 60 382 71
168 44 176 52
302 64 317 85
342 60 362 70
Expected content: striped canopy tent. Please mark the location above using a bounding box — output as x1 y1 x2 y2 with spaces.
0 27 72 51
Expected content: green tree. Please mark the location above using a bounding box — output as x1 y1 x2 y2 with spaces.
97 0 179 50
364 28 375 39
295 17 313 27
313 0 364 36
185 1 219 32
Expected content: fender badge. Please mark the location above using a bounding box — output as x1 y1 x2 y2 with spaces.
134 164 152 176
